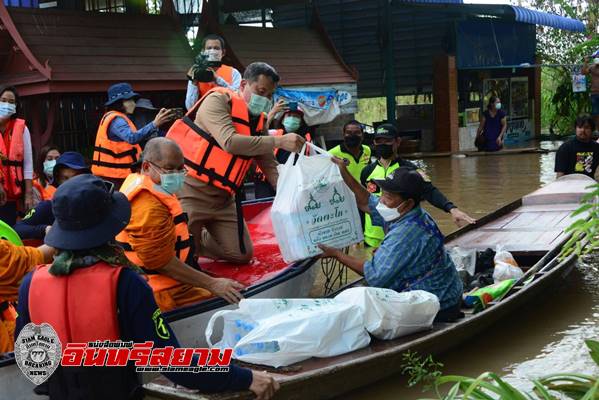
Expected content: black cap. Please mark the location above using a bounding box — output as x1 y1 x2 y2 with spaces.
373 168 424 201
374 123 399 139
45 174 131 250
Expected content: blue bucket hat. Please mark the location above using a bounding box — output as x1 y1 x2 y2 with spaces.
45 174 131 250
53 151 91 183
105 82 139 106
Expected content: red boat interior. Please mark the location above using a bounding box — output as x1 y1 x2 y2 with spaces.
22 201 289 288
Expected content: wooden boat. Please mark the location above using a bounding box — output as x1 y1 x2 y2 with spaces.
144 174 596 400
0 199 318 400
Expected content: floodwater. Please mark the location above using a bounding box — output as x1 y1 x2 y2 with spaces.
339 141 599 399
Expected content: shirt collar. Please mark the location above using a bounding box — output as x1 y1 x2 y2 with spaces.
340 143 364 162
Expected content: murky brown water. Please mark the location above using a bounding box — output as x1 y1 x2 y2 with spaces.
339 141 599 399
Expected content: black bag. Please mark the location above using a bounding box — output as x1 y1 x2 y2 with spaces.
474 133 486 151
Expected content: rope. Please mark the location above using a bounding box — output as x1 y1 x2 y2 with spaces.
320 246 350 296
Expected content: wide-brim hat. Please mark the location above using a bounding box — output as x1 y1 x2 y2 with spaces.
105 82 139 106
45 174 131 250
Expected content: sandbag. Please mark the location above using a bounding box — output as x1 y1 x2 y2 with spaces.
271 143 363 263
335 287 440 340
205 298 371 367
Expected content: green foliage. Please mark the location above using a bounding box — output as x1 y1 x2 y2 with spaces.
560 183 599 260
415 340 599 400
401 351 444 392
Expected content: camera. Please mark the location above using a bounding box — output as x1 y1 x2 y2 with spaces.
189 53 222 83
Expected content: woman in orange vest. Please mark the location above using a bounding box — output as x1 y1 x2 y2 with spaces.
91 82 174 189
32 144 60 205
185 34 242 110
0 86 34 225
253 105 314 199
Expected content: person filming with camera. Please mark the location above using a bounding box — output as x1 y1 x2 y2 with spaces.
185 34 242 110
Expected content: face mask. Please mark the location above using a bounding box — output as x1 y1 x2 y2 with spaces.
375 144 394 159
123 99 136 114
248 93 272 117
159 172 186 195
375 200 404 222
344 135 361 148
43 160 57 178
0 102 16 118
283 116 301 132
495 103 502 110
203 49 223 62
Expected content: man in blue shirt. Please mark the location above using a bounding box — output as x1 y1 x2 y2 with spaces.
319 160 463 321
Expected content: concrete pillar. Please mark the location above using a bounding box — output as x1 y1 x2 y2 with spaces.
433 54 459 152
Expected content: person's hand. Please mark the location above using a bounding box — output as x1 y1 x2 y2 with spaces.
267 99 288 123
275 133 305 153
496 136 504 148
24 191 34 211
317 244 341 259
331 156 349 169
0 185 6 206
249 370 280 400
37 244 56 264
450 208 476 228
208 277 244 304
153 108 176 128
45 225 52 235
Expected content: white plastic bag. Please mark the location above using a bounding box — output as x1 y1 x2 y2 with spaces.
493 245 524 283
448 246 477 276
205 299 371 367
335 287 440 340
271 143 364 263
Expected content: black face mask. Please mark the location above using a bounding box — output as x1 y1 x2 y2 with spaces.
344 135 362 148
375 144 394 159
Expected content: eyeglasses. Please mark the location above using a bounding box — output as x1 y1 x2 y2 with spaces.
148 161 188 175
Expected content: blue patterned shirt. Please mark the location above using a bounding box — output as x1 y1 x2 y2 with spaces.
364 195 463 310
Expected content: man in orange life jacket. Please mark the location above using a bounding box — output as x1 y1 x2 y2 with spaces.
168 62 305 264
116 137 245 311
16 174 279 400
92 82 174 189
185 34 242 110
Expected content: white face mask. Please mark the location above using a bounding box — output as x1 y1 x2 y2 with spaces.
375 200 405 222
594 58 599 65
0 102 16 118
203 49 223 62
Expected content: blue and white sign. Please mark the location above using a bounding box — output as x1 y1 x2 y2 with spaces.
274 88 336 111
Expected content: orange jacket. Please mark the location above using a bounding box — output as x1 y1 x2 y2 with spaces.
167 87 264 195
0 118 26 199
33 178 56 201
29 262 122 345
116 173 191 293
197 64 234 98
91 112 141 179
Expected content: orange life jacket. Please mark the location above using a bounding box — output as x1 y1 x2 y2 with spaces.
166 86 265 196
91 111 142 179
0 118 26 199
33 178 56 201
197 64 234 98
115 173 191 293
29 262 122 345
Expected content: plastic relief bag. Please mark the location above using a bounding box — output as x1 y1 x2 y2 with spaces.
447 246 477 276
205 299 371 367
493 245 524 283
335 287 440 340
271 143 364 263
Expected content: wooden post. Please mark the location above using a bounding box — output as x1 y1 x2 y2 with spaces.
533 54 542 138
433 54 459 153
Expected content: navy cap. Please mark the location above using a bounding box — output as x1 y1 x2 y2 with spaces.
374 123 399 139
53 151 90 182
105 82 139 106
373 168 424 201
45 174 131 250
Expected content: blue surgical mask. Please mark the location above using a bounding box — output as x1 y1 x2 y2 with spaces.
0 102 16 118
159 172 185 195
495 103 502 110
248 93 272 117
43 160 57 178
283 116 301 132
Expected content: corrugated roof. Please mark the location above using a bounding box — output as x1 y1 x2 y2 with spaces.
2 6 192 90
219 25 356 86
510 5 585 33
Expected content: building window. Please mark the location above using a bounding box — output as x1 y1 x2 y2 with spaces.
85 0 125 12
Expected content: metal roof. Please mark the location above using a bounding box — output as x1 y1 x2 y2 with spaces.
510 5 585 33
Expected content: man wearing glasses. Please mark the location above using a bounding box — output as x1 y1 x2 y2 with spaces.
116 138 244 311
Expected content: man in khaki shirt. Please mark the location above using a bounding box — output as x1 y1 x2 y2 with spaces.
178 62 304 263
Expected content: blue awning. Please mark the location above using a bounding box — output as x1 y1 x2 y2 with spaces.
510 5 585 33
397 1 586 33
